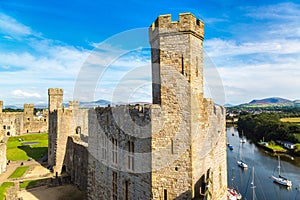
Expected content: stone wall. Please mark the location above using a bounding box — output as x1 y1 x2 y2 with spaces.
48 88 89 174
0 101 48 137
63 136 88 190
87 105 152 200
0 141 6 174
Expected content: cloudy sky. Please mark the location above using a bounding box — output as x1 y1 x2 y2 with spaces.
0 0 299 106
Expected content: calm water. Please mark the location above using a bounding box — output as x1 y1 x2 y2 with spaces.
226 126 300 200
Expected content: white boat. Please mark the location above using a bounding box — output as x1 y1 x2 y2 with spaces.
227 168 242 200
271 156 292 187
237 160 248 168
227 187 242 200
237 143 248 169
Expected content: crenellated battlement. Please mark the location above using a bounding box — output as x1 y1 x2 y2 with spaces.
48 88 63 96
149 13 204 41
24 104 34 109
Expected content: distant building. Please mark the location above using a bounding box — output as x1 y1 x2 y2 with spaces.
276 140 296 150
294 100 300 108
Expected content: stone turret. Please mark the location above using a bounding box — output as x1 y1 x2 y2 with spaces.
149 13 227 199
48 88 63 112
0 100 2 113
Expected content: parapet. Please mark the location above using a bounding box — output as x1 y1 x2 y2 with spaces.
48 88 63 96
149 13 204 41
24 104 34 109
69 101 80 110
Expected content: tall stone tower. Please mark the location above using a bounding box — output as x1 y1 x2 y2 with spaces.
48 88 64 171
48 88 63 112
149 13 227 199
0 100 3 113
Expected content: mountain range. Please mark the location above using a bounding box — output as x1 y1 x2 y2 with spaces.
227 97 299 108
4 97 299 109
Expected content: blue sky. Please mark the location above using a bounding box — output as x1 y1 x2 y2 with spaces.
0 0 300 106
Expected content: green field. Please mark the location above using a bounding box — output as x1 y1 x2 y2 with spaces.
0 182 14 200
20 178 47 189
280 117 300 123
7 133 48 161
8 166 29 179
267 144 287 152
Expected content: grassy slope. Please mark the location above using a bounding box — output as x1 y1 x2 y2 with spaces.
8 166 29 179
7 133 48 161
0 182 14 200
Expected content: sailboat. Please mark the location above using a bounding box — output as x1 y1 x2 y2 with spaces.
237 143 248 169
271 155 292 187
227 168 242 200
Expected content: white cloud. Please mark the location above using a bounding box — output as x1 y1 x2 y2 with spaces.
0 13 33 38
12 90 41 98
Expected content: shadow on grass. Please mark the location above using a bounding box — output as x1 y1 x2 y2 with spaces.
17 145 48 162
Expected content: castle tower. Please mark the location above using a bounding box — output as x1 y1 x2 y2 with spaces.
149 13 227 199
0 100 3 113
23 104 34 120
48 88 64 171
48 88 63 112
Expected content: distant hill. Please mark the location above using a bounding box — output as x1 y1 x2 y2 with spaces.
248 97 292 105
80 99 111 108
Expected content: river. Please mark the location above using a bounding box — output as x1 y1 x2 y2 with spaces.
226 126 300 200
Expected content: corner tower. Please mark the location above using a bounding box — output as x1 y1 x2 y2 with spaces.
149 13 227 199
0 100 3 113
48 88 63 112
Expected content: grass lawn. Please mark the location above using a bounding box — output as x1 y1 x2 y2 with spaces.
268 144 287 152
7 133 48 161
280 117 300 123
20 178 47 189
0 182 14 200
8 166 29 179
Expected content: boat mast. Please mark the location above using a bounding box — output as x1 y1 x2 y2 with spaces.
278 155 281 176
251 167 256 200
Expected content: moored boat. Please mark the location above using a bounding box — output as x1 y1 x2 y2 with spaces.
271 155 292 187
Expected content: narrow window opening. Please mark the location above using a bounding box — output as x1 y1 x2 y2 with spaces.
112 138 118 165
124 180 129 200
196 57 199 77
181 55 184 75
164 189 168 200
171 140 174 154
101 135 107 160
127 141 134 170
112 171 118 200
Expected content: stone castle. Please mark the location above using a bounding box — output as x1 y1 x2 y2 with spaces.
0 101 48 174
47 13 227 199
0 101 48 137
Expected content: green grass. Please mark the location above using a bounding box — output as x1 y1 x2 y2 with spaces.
20 178 46 189
7 133 48 161
0 182 14 200
268 144 287 152
8 166 29 179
